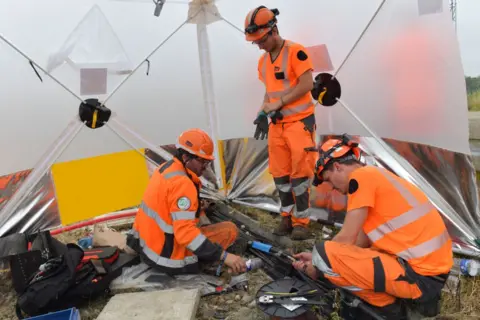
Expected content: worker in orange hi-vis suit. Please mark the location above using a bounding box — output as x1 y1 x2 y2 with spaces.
245 6 317 240
127 128 247 276
292 134 453 319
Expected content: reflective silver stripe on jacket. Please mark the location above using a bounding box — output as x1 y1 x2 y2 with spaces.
366 168 448 259
261 43 314 118
135 167 206 268
261 45 291 98
130 230 198 268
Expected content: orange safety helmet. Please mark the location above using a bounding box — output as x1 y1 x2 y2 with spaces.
244 6 279 42
313 134 362 186
176 128 215 161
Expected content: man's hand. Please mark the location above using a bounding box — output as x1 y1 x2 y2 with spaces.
293 252 312 262
253 111 269 140
302 262 319 279
292 252 312 275
262 100 283 113
292 252 319 279
224 252 247 274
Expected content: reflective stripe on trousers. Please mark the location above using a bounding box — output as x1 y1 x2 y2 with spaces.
273 176 311 219
292 177 311 219
366 168 449 260
274 176 294 214
312 245 363 292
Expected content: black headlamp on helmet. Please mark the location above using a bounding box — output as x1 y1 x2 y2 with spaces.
244 6 279 34
312 134 361 186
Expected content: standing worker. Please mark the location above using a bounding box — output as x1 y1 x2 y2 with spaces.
245 6 317 240
293 134 453 319
127 128 247 276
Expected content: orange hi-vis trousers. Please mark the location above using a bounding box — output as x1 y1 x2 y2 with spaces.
199 221 238 252
268 115 317 227
311 241 447 308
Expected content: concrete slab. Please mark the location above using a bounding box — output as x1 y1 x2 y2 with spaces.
96 288 201 320
109 263 223 295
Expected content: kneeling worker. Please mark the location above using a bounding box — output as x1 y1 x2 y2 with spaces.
128 128 247 275
292 134 453 319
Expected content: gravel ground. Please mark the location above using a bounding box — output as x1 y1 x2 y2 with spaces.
1 207 479 319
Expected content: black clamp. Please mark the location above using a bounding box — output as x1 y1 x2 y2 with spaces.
311 72 342 107
79 98 111 129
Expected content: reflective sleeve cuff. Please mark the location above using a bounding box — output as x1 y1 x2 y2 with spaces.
172 210 197 221
191 235 223 262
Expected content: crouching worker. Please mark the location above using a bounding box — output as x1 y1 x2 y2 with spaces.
292 134 453 319
127 128 247 276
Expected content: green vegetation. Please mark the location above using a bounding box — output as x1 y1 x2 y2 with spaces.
466 76 480 111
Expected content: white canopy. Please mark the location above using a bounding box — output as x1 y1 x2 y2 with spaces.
0 0 469 178
1 0 477 251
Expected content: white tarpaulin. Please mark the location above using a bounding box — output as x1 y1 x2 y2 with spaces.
0 0 477 252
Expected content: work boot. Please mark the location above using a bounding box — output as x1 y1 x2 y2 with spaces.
291 225 312 240
273 215 293 236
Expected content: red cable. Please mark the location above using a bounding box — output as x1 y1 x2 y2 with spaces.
49 209 138 235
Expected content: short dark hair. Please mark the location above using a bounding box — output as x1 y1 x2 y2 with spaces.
175 148 192 161
322 150 363 173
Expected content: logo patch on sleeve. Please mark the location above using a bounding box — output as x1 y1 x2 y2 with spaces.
177 197 191 210
348 179 359 194
297 50 308 61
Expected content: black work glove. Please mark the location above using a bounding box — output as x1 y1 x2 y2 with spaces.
270 111 283 124
253 111 269 140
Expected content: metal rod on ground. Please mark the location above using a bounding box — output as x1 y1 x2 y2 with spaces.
248 239 384 319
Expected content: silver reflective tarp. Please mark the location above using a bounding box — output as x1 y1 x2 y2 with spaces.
1 135 479 256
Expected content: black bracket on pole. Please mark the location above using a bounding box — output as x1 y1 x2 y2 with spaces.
79 98 111 129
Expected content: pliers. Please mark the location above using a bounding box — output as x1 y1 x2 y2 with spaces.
202 282 235 297
258 294 326 306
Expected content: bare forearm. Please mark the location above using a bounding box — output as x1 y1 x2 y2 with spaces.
258 92 269 113
281 70 314 106
332 231 356 245
281 80 312 106
355 230 371 248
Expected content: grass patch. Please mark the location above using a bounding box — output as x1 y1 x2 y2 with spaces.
468 90 480 111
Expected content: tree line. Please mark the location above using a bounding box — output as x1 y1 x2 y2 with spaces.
466 76 480 111
466 76 480 95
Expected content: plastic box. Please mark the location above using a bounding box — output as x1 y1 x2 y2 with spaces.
25 308 81 320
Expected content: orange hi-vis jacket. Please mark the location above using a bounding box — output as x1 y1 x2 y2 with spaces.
258 40 315 123
131 157 224 273
348 166 453 276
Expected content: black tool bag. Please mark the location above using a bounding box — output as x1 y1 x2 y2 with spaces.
10 230 68 294
15 242 119 319
15 243 85 318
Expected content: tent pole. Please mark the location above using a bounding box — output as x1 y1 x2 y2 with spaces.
196 12 226 196
0 33 85 104
105 113 216 190
102 10 202 106
0 116 84 237
336 98 479 249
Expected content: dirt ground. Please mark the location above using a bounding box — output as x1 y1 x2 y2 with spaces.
0 206 479 320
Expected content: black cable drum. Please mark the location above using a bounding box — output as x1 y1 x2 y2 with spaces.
255 278 317 318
